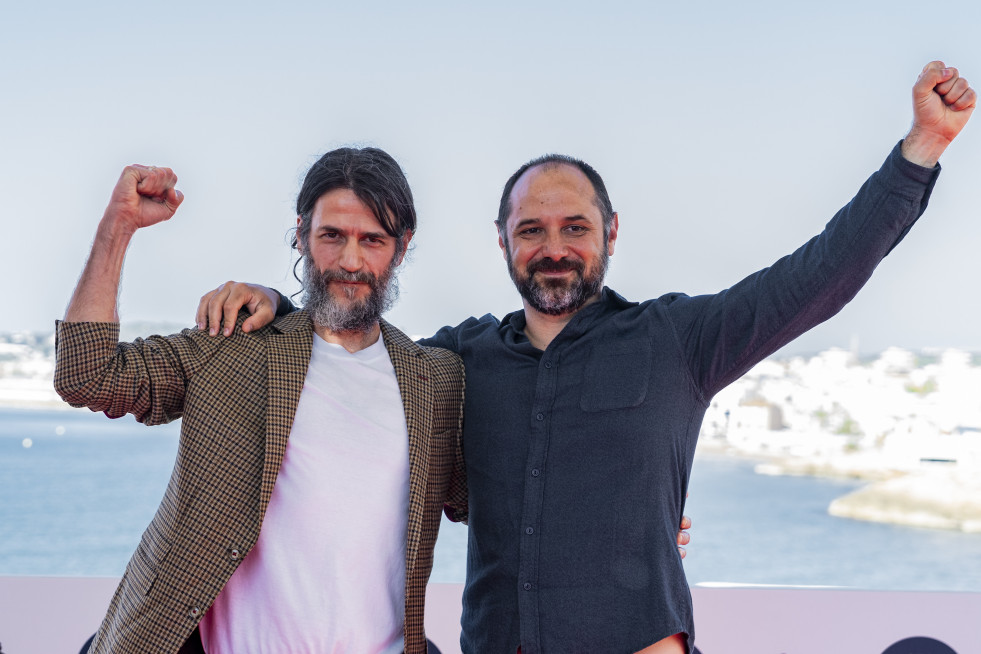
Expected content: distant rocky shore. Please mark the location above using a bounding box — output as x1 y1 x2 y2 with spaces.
699 440 981 534
828 471 981 533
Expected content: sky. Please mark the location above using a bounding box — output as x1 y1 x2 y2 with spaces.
3 0 981 355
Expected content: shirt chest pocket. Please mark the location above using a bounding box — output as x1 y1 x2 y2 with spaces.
579 340 652 412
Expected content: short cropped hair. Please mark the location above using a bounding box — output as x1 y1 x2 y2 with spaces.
293 147 416 258
495 154 615 243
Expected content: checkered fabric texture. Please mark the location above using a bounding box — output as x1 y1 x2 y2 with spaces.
54 311 466 654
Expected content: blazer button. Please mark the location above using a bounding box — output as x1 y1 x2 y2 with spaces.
189 607 201 618
230 548 241 560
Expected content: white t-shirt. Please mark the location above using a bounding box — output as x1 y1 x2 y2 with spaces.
200 333 410 654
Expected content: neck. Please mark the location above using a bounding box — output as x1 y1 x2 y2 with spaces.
314 321 382 353
521 293 600 351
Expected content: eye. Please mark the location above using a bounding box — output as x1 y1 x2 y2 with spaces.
565 224 588 234
518 227 542 236
321 230 340 240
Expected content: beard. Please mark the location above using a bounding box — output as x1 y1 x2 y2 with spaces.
302 256 400 333
506 248 608 316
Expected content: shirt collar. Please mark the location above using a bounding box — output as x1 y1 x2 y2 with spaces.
501 287 638 348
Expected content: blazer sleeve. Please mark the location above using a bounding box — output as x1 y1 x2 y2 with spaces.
53 320 226 425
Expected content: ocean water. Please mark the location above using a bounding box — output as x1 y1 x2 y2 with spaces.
2 407 980 591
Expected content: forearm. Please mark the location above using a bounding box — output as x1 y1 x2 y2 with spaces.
64 216 138 323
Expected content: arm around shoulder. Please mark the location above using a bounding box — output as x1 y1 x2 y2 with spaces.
429 347 468 523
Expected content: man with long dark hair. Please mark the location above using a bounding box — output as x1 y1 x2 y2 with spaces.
56 148 467 653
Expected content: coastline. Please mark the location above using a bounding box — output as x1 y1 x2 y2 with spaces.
697 440 981 534
828 469 981 533
8 383 981 535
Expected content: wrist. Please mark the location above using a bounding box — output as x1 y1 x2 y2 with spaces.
94 210 140 249
900 128 950 168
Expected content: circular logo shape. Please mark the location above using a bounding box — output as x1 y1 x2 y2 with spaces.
881 636 957 654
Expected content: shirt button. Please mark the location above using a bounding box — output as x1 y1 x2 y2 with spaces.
523 582 532 591
544 361 552 369
525 527 535 535
536 412 544 421
531 468 540 477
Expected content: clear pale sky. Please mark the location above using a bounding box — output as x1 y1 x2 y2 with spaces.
3 0 980 355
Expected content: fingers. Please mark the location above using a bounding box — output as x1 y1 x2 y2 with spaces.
198 283 233 336
196 283 282 337
209 283 232 336
677 512 691 559
131 164 179 202
933 66 975 107
940 78 977 111
197 282 270 336
222 287 242 337
933 66 959 96
915 62 976 111
195 288 220 331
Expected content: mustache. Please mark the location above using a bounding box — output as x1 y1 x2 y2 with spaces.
527 258 584 274
316 268 378 285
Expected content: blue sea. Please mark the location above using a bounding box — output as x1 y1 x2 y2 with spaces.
2 406 980 591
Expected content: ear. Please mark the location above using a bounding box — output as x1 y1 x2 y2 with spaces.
607 212 619 256
395 230 413 266
497 223 508 258
295 215 305 254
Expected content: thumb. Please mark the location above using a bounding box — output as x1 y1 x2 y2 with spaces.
914 61 952 100
165 189 185 212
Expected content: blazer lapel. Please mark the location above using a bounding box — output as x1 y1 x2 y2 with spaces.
380 320 434 582
261 310 314 518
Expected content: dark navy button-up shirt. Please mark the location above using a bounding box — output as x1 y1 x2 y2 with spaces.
420 143 939 654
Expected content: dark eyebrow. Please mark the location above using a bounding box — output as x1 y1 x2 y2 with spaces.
513 218 542 231
513 215 591 230
316 225 390 240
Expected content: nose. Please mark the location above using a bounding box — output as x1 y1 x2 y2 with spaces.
541 230 569 260
338 239 364 272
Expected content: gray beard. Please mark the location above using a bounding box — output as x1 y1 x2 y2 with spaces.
506 248 608 316
302 256 400 333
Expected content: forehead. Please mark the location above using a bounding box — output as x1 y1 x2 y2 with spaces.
310 188 386 231
508 163 599 223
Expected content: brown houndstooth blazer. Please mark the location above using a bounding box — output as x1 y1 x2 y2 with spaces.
54 310 467 654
